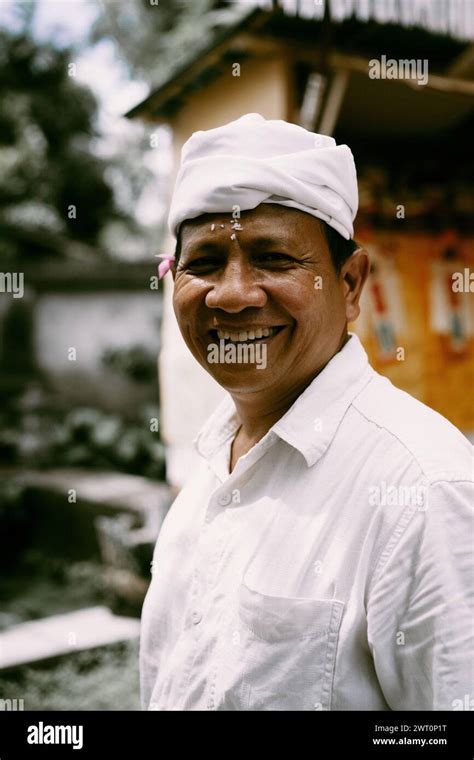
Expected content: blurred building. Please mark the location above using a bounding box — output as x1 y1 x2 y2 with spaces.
128 1 474 487
0 259 161 411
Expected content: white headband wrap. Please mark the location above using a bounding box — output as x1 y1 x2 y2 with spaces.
168 113 358 240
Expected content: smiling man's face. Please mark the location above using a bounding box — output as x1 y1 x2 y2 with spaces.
172 204 365 398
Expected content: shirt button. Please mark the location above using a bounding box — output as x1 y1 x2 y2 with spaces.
217 492 231 506
191 610 202 624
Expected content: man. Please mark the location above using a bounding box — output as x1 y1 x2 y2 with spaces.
141 113 473 711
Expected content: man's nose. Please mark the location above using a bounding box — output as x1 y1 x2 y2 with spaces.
205 259 267 312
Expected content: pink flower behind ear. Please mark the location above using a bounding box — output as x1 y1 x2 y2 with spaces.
155 254 176 279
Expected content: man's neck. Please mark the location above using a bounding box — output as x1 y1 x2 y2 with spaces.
229 332 351 448
230 383 310 444
228 382 314 473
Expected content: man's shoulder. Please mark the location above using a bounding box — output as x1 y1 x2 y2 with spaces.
350 371 473 483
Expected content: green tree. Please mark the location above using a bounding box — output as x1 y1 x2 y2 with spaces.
91 0 242 84
0 20 123 264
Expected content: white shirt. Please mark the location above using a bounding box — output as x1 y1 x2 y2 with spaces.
140 333 473 711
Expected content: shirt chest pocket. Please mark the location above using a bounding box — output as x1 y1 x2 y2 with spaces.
216 582 344 711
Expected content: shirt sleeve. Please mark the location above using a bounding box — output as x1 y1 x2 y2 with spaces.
366 479 474 711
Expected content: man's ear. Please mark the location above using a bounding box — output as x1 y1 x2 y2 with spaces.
341 247 370 323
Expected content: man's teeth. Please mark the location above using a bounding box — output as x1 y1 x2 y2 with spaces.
216 327 278 342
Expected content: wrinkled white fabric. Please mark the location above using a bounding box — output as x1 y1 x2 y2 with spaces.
168 113 358 240
140 334 474 711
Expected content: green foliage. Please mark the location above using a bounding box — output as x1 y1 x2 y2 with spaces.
0 388 166 479
0 548 139 710
101 344 157 383
91 0 239 84
0 479 26 525
0 480 29 567
0 556 109 630
0 26 122 264
0 639 140 710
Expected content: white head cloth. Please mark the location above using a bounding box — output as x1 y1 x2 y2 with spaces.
168 113 358 241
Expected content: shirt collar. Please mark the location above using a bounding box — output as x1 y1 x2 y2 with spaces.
194 333 374 468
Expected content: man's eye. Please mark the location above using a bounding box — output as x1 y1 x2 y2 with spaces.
183 257 220 270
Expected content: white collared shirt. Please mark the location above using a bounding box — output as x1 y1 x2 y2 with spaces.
140 334 473 711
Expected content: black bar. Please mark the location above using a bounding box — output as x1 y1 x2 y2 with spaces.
0 711 472 757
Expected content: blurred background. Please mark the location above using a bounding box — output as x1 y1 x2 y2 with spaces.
0 0 473 710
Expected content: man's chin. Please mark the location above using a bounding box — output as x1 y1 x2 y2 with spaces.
206 364 269 386
200 358 283 394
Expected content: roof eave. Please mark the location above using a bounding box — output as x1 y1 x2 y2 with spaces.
124 6 266 121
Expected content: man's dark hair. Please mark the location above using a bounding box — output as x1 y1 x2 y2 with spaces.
322 222 359 272
174 218 358 274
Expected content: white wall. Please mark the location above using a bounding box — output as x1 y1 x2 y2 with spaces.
34 291 161 409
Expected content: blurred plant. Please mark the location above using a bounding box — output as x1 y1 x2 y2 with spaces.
56 404 165 478
0 639 139 710
0 386 166 479
91 0 240 85
101 344 157 383
0 480 29 567
0 16 132 266
0 554 108 630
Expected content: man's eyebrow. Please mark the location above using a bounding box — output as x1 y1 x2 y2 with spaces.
247 236 290 250
183 235 290 256
181 241 225 258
